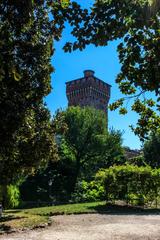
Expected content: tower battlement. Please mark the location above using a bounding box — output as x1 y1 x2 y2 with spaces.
66 70 111 115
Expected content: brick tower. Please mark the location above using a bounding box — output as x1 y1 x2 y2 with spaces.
66 70 111 118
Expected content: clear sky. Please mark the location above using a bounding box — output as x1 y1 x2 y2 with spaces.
46 0 142 150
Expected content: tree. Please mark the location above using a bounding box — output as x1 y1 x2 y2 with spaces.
0 1 59 205
20 107 124 203
0 1 76 204
93 129 125 170
53 106 124 193
0 0 94 206
61 0 160 140
143 132 160 168
0 0 92 184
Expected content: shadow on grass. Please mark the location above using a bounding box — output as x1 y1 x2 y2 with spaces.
88 203 160 215
5 210 22 214
0 215 26 223
0 224 11 233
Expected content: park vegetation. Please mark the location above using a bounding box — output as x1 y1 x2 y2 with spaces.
20 107 125 205
1 0 160 232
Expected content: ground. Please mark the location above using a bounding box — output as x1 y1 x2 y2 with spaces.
1 213 160 240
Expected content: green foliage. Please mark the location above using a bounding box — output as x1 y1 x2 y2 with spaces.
0 184 20 209
94 129 125 169
127 155 147 167
72 180 105 203
143 132 160 168
53 107 108 190
20 107 124 204
20 160 75 203
53 107 124 192
6 185 20 209
61 0 160 139
97 165 160 206
0 1 61 188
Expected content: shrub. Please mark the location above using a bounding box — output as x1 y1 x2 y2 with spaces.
96 165 160 207
6 185 20 208
71 180 105 203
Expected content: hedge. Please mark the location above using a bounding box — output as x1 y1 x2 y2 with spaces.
96 165 160 207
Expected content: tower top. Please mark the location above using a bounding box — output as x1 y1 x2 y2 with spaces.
66 70 111 115
83 70 95 77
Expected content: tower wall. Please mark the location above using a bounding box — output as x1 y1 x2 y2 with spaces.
66 70 111 118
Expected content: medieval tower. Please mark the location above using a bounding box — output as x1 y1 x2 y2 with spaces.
66 70 111 118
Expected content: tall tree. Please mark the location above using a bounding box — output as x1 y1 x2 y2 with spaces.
53 107 124 192
0 0 97 205
0 0 91 183
0 1 56 187
143 132 160 168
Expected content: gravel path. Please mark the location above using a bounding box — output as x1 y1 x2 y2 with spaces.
1 213 160 240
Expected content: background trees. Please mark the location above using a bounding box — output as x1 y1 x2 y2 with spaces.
143 132 160 168
2 0 160 207
56 107 124 189
20 107 124 203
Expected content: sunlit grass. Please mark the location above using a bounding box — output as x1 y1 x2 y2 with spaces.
0 201 106 232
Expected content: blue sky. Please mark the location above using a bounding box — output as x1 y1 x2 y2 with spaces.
46 0 142 149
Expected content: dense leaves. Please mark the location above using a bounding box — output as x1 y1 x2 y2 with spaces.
143 132 160 168
53 107 124 191
20 107 124 204
72 180 105 203
97 165 160 206
0 1 59 188
0 0 97 188
61 0 160 139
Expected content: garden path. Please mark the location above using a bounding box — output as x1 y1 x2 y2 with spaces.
1 213 160 240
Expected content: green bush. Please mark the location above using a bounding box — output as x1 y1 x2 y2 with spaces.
6 185 20 208
71 180 105 203
96 165 160 207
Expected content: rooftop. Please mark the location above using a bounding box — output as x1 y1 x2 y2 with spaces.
66 70 111 87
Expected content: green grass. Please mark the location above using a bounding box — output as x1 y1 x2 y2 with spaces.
1 201 160 233
23 201 106 216
0 201 106 232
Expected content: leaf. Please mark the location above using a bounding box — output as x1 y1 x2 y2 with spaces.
119 108 128 115
60 0 70 8
13 71 21 81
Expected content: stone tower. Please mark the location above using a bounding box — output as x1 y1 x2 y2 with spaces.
66 70 111 118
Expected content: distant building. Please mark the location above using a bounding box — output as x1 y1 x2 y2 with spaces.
124 147 142 160
66 70 111 118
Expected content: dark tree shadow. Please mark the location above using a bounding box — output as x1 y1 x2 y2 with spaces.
5 210 22 214
0 215 26 223
88 203 160 215
0 224 11 233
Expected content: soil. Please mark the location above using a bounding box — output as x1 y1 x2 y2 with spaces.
1 213 160 240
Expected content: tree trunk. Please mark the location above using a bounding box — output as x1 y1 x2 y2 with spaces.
70 157 81 195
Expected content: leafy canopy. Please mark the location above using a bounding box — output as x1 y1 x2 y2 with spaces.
53 106 124 191
59 0 160 140
143 131 160 168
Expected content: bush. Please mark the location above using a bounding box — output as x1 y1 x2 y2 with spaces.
96 165 160 207
71 180 105 203
127 155 147 167
6 185 20 208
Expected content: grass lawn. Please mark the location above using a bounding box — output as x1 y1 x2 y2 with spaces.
0 201 106 233
1 201 159 234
